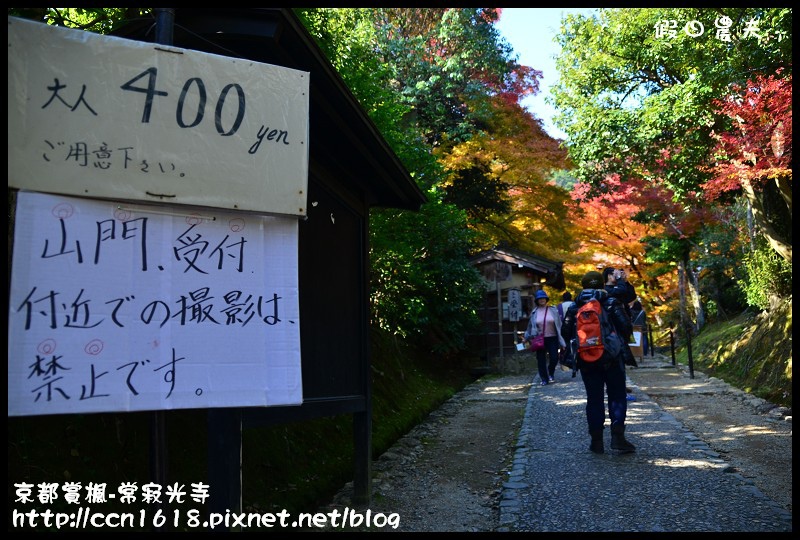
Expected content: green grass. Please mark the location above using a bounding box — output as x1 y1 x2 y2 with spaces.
668 298 792 409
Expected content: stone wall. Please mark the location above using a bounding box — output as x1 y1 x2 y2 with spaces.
491 351 537 375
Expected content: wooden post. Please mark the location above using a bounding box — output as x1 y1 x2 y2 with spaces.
207 409 243 531
685 321 695 379
670 329 676 366
149 9 175 530
497 279 504 362
352 410 372 505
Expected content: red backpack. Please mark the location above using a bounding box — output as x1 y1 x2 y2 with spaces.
575 297 622 363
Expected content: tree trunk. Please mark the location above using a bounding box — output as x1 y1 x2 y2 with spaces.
677 258 690 335
746 197 756 251
742 178 792 263
689 265 705 332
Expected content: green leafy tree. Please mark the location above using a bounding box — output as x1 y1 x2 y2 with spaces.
8 8 149 33
691 203 750 320
704 71 792 264
551 8 792 318
369 202 485 353
366 8 541 150
553 8 791 199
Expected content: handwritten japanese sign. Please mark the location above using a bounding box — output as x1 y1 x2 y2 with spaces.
507 289 522 322
7 16 310 216
8 191 303 416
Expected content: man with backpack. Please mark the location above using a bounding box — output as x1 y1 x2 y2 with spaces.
561 271 636 454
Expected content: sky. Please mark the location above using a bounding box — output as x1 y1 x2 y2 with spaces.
494 8 598 140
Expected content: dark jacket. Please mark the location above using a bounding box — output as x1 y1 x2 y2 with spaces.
605 281 637 334
631 303 646 327
561 288 632 368
605 281 637 306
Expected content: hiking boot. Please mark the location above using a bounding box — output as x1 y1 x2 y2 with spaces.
540 380 549 386
610 423 635 453
548 377 555 384
589 429 604 454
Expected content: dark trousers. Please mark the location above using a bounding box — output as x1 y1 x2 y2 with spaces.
579 359 627 431
536 336 560 382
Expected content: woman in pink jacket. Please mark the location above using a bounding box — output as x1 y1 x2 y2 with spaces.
524 289 566 386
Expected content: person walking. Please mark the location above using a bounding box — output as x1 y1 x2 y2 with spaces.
524 289 565 386
602 266 637 319
561 271 636 454
602 267 638 368
557 291 575 322
557 291 576 368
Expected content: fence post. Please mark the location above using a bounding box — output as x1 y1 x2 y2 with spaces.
685 321 695 379
669 329 676 366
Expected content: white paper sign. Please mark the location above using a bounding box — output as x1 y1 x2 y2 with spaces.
7 16 310 216
8 192 303 416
